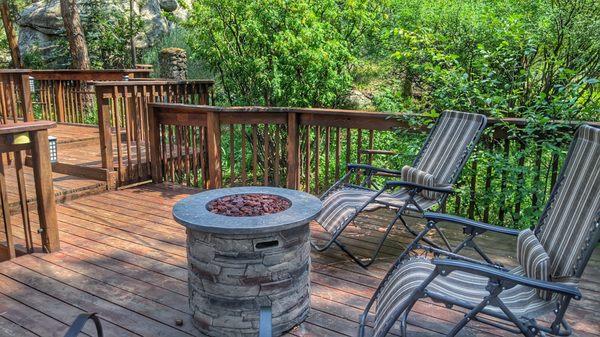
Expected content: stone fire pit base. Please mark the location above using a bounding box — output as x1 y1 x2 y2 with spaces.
187 226 310 336
173 187 322 337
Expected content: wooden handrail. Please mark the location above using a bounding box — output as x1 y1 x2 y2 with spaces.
93 79 215 86
0 121 56 135
0 120 59 259
145 103 594 226
31 69 152 81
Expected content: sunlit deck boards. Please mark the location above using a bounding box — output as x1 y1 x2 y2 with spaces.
0 183 598 337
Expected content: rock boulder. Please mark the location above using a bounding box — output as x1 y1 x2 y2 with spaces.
17 0 191 66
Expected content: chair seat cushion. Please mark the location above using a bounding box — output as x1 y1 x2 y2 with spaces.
371 257 556 337
517 229 551 299
316 187 437 234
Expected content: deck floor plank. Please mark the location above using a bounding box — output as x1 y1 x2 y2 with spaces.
1 183 598 337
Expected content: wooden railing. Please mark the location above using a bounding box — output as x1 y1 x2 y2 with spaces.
31 69 152 124
146 103 598 227
0 69 34 123
0 121 59 260
0 68 153 124
95 80 214 187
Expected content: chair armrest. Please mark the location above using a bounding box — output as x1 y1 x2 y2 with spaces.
423 213 520 236
385 181 455 195
432 259 582 300
347 163 403 176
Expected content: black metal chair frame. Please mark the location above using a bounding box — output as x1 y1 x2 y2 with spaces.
63 313 104 337
358 125 600 336
312 112 487 268
63 308 273 337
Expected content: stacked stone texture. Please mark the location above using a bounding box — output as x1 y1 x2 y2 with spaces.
186 225 311 336
159 48 188 80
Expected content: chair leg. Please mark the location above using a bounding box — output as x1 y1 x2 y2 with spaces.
399 312 408 337
398 215 442 249
446 297 490 337
334 211 401 268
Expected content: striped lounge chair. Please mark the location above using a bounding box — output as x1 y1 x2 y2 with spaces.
312 110 487 267
358 124 600 337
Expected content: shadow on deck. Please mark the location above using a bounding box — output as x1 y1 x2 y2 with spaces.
0 183 598 337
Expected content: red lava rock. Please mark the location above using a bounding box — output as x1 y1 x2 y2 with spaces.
207 194 291 217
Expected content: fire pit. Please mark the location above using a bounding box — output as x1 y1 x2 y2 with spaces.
173 186 322 336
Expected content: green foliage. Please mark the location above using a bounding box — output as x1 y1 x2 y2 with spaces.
184 0 388 107
364 0 600 228
384 0 599 120
140 27 211 79
80 0 144 68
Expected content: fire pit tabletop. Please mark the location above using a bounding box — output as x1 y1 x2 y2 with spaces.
173 186 322 234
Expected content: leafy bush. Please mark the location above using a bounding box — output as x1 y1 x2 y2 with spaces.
184 0 388 107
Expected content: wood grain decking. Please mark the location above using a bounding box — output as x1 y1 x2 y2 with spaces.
0 183 598 337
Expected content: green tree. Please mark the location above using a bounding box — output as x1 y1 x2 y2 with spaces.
185 0 388 107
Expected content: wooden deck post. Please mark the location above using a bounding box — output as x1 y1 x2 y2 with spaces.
206 111 221 189
286 112 300 189
30 129 60 252
96 89 114 173
147 104 162 183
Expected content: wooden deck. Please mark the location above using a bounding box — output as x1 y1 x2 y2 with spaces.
0 183 598 337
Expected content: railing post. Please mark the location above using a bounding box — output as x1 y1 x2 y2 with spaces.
147 104 162 183
206 110 222 189
30 129 59 252
19 73 34 121
96 89 114 173
286 112 300 189
54 80 65 122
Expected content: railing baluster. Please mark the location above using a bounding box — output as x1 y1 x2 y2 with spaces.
241 124 247 184
498 137 511 223
14 152 33 253
335 127 341 180
264 124 270 186
274 125 281 186
230 124 235 186
304 125 310 192
324 127 330 188
482 137 493 223
252 125 258 185
314 126 320 194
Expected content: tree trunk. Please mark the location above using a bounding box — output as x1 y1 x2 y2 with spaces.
0 0 23 68
60 0 90 69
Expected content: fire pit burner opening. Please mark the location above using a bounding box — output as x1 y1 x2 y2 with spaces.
207 193 291 217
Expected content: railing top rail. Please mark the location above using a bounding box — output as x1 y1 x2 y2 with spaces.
30 69 153 81
0 120 56 135
0 69 32 74
148 103 600 129
31 69 152 74
94 79 215 86
148 103 401 117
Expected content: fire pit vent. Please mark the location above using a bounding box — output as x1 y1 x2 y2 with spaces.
173 187 322 336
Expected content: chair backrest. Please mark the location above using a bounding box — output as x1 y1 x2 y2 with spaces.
536 125 600 279
413 110 487 187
